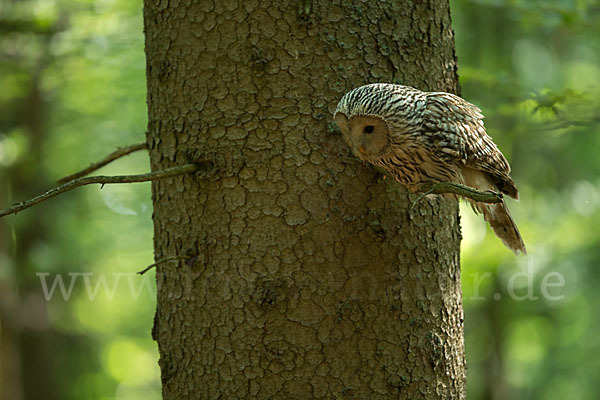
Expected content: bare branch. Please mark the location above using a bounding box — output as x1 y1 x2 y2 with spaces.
57 142 148 184
0 163 201 218
414 181 504 207
535 115 600 131
138 256 188 275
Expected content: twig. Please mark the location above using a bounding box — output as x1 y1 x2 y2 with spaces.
535 116 600 131
0 163 200 218
57 142 147 184
138 256 188 275
412 181 503 209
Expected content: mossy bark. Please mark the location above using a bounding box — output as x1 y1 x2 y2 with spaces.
144 1 466 398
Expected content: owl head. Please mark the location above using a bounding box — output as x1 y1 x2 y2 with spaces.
334 83 412 161
333 112 391 161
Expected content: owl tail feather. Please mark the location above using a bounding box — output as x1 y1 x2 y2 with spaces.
476 201 526 254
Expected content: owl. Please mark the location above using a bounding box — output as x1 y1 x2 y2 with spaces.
334 83 526 254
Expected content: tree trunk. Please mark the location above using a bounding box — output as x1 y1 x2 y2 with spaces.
143 1 466 398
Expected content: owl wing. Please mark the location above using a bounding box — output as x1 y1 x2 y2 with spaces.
422 92 518 198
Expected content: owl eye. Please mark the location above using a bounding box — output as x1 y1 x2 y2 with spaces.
364 125 374 134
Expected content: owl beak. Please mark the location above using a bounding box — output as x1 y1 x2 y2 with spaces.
358 145 366 154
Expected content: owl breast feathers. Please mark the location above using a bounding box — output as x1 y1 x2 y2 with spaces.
334 83 526 254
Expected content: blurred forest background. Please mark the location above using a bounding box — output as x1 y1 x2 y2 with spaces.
1 0 599 399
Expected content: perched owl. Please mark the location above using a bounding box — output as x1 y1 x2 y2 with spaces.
334 83 526 254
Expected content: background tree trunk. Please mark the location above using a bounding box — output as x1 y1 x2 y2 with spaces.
0 31 61 400
143 1 466 398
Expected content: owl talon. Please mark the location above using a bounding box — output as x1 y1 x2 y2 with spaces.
410 184 436 211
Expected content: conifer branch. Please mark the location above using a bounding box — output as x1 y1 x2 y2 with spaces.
57 142 148 184
0 163 201 218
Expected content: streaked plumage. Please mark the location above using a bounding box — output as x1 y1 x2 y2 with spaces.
334 83 526 254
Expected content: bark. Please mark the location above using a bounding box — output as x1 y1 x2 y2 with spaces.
144 1 466 398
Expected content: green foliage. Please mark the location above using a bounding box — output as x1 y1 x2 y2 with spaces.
1 0 156 399
1 0 599 398
453 0 600 398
